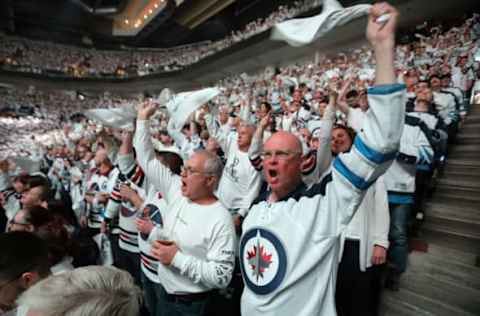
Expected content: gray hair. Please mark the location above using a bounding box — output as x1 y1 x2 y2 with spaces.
201 150 224 188
17 266 141 316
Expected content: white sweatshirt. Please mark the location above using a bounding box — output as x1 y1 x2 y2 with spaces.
340 175 390 272
134 119 236 294
240 84 405 316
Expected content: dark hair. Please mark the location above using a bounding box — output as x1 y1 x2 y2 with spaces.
261 102 272 112
346 90 359 99
22 206 53 229
157 152 183 175
417 79 431 87
333 124 357 144
27 176 52 202
429 74 441 81
13 174 30 186
0 231 50 281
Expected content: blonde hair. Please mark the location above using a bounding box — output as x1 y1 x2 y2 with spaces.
17 266 142 316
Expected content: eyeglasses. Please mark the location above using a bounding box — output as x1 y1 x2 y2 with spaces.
260 150 301 160
180 166 212 176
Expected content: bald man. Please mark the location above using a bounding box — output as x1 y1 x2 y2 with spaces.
134 104 236 316
238 3 406 316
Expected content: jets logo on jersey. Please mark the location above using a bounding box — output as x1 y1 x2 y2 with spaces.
240 228 287 295
139 204 163 241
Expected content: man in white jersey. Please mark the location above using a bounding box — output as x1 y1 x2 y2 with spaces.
134 103 236 316
239 3 405 315
204 107 262 225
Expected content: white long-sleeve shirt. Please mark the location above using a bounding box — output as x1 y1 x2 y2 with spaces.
134 119 236 294
341 175 390 272
240 84 405 316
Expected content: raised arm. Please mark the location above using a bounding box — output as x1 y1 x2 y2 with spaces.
134 101 181 202
325 3 406 235
204 107 231 153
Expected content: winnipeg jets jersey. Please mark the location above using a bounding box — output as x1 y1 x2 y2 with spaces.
239 84 406 316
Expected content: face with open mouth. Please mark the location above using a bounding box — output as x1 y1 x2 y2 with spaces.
179 152 214 201
262 132 303 200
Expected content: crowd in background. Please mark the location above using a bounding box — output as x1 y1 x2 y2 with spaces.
0 4 479 316
0 0 324 77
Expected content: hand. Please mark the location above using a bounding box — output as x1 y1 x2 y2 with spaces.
137 100 157 120
119 184 138 202
329 90 338 105
100 220 108 234
80 216 88 228
366 2 399 49
84 194 95 204
371 245 387 265
135 218 154 235
151 240 178 265
259 112 271 130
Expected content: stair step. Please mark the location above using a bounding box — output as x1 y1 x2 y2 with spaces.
433 185 480 204
381 288 477 316
422 244 478 267
421 223 480 254
400 270 480 315
448 151 480 159
408 250 480 291
464 115 480 124
456 135 480 144
445 158 480 167
427 196 480 211
448 145 480 157
442 168 480 178
436 177 480 190
381 290 435 316
425 200 480 218
459 127 480 135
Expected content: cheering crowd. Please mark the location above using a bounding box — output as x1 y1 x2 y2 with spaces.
0 0 325 77
1 2 479 316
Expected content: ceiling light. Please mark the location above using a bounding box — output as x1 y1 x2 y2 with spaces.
154 3 158 8
149 9 153 14
144 15 148 19
124 19 129 24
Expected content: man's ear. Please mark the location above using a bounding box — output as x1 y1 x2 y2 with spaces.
206 175 218 190
19 272 40 289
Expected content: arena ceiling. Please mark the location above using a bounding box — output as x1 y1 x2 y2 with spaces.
0 0 325 49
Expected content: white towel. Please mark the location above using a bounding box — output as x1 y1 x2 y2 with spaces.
166 87 220 128
84 106 137 130
271 0 371 47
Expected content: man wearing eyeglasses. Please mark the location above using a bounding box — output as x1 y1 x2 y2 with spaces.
133 103 236 316
0 231 50 315
239 3 406 316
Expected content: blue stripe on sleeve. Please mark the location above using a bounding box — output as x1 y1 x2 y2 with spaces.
333 157 371 190
367 84 406 95
354 136 397 164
